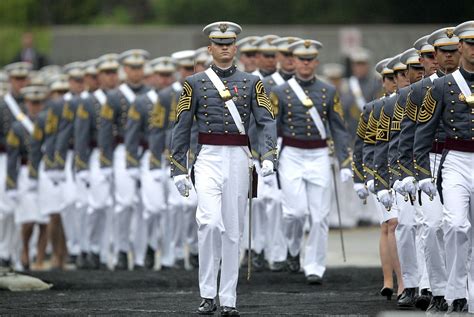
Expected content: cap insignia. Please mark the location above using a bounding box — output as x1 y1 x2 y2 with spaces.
445 28 454 39
219 23 228 33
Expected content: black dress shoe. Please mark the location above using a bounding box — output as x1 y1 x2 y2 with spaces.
426 296 448 314
144 246 155 270
446 298 468 314
270 260 286 272
286 252 300 273
415 288 432 311
380 287 394 300
189 253 199 269
76 252 88 269
251 250 265 271
115 251 128 270
220 306 240 316
397 288 417 308
68 254 77 265
197 298 217 315
87 252 100 270
306 274 323 285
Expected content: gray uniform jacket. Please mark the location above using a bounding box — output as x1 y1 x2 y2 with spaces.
54 93 82 170
413 67 474 181
352 100 376 184
271 76 351 167
170 64 277 177
28 109 48 180
372 94 396 192
6 120 31 189
125 90 168 171
397 71 446 180
386 86 411 186
74 91 103 172
0 94 25 154
98 84 150 168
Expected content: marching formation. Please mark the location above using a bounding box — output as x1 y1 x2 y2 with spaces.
0 19 473 316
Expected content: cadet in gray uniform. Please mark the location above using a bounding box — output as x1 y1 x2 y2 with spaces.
413 23 471 314
0 62 31 270
353 58 403 300
250 36 301 272
125 71 169 269
171 21 277 315
270 40 351 284
372 53 425 309
397 30 459 313
30 86 69 270
98 49 150 270
6 84 49 271
52 62 86 267
75 54 120 270
161 50 198 270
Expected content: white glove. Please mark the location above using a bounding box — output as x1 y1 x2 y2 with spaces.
366 179 375 194
392 179 405 196
353 183 369 200
150 169 165 183
76 170 90 187
377 189 393 210
6 190 19 203
47 170 65 184
260 160 274 177
340 168 352 183
419 178 437 198
173 174 192 197
401 176 417 197
27 179 38 192
127 168 140 181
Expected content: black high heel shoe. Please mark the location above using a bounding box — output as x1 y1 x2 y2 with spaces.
380 287 394 300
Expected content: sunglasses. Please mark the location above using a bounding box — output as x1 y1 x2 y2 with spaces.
383 75 395 81
183 66 195 72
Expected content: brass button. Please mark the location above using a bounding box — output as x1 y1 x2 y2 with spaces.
307 125 311 129
288 118 292 122
288 111 292 115
306 118 311 122
451 100 455 104
224 130 228 134
225 121 229 125
206 121 209 125
290 126 294 130
322 95 326 99
322 103 327 107
204 113 208 116
204 104 208 108
291 132 296 136
208 129 212 133
307 132 311 136
204 95 208 100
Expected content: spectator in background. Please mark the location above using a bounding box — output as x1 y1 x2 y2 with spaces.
12 32 49 70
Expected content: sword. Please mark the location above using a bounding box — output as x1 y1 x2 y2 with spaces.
247 164 253 280
330 162 347 262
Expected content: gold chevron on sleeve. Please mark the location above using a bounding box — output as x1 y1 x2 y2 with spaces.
405 92 418 122
376 108 390 142
356 114 368 139
364 110 377 144
391 102 404 131
176 81 192 120
417 87 437 123
255 80 274 119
